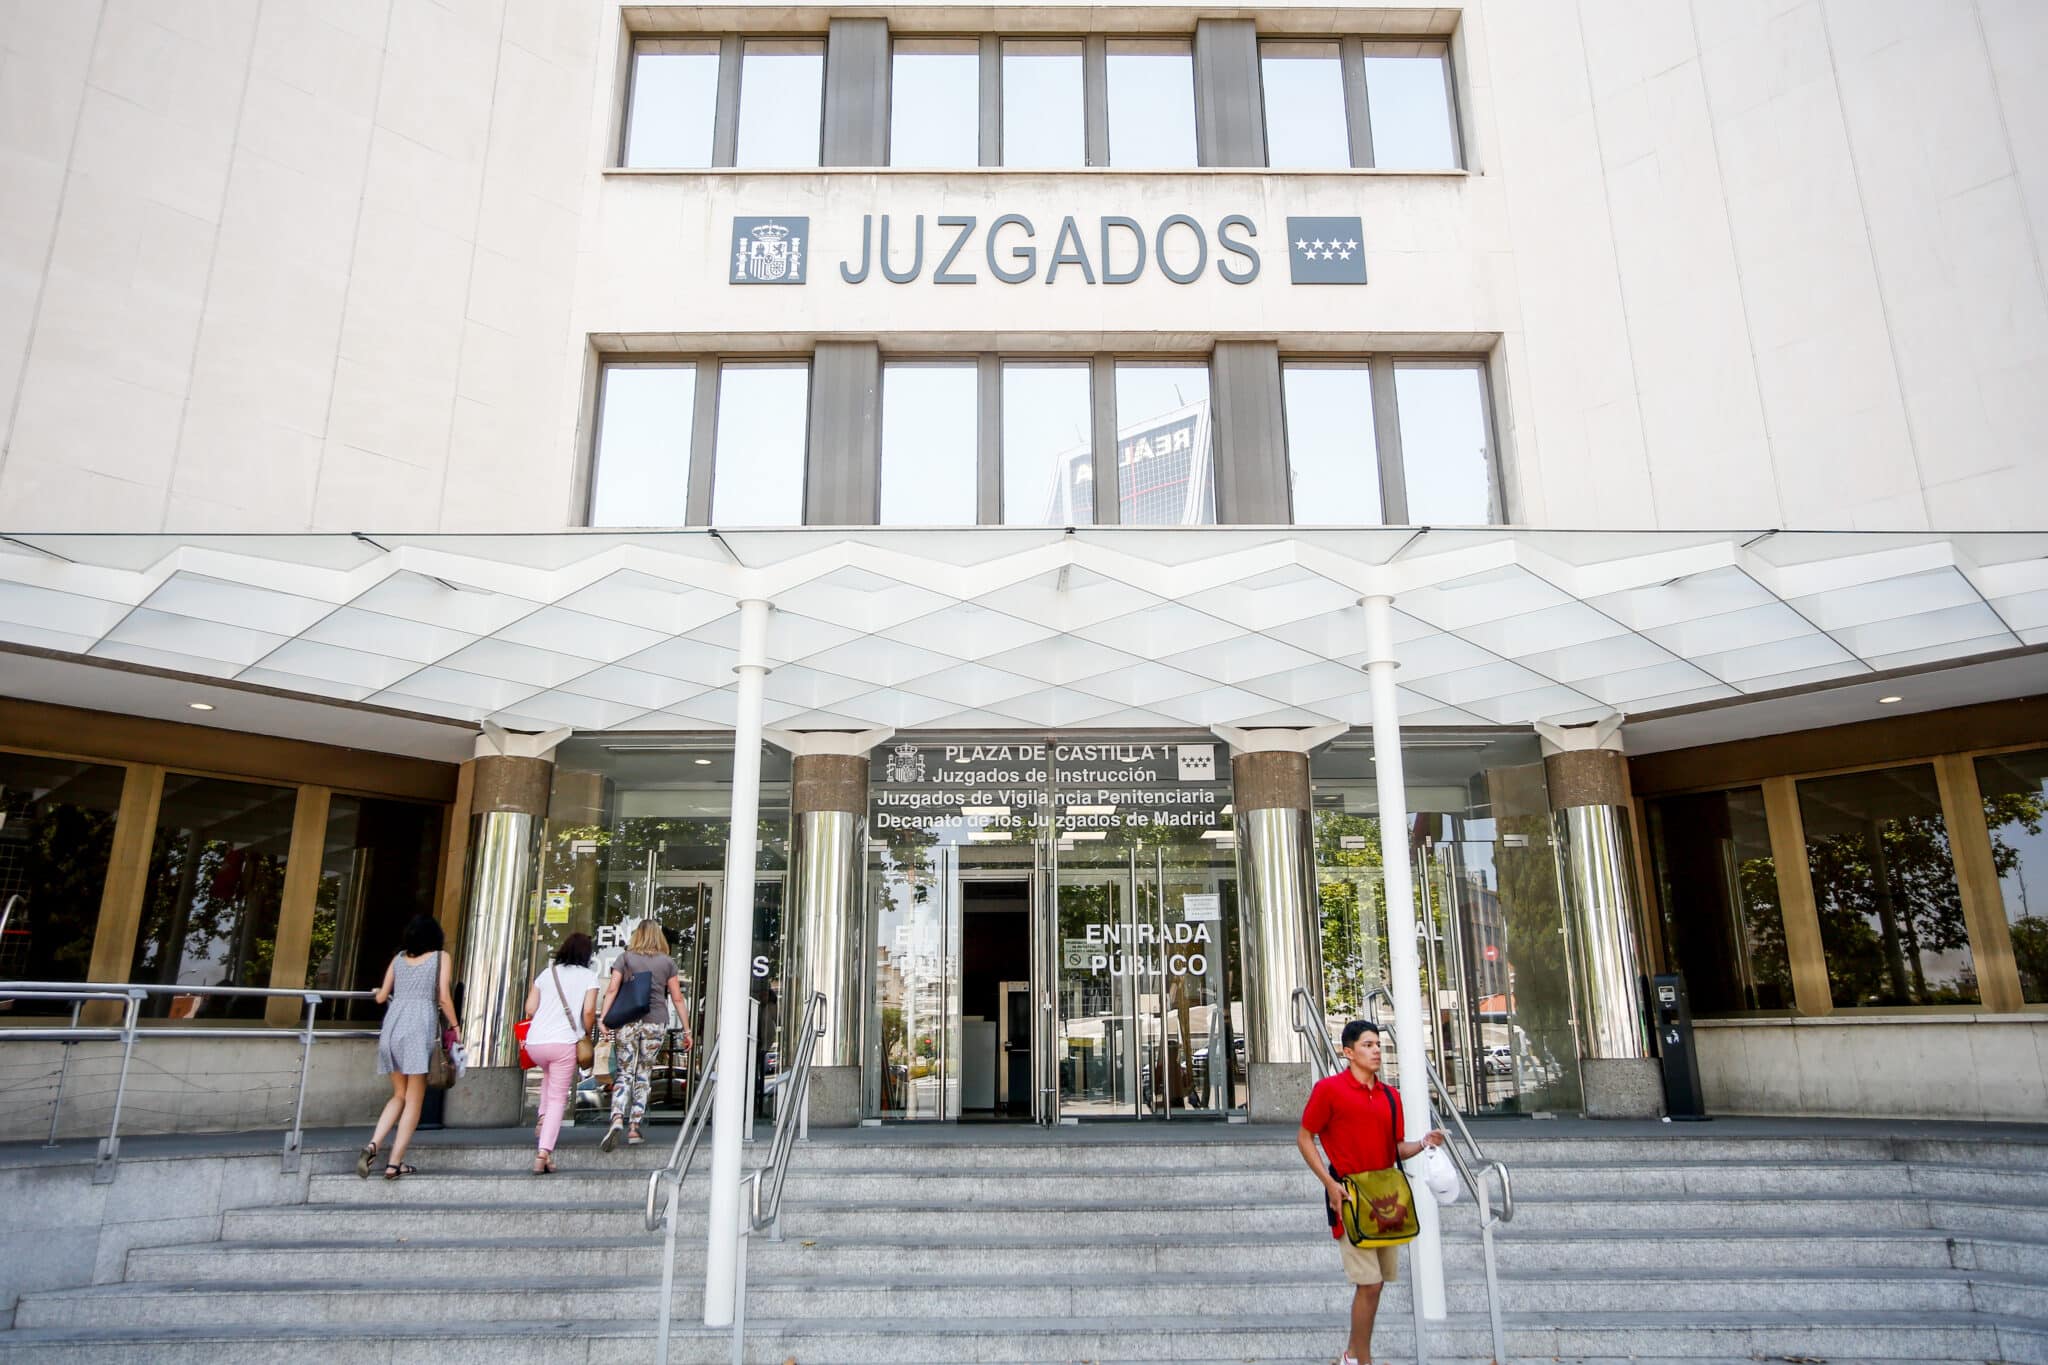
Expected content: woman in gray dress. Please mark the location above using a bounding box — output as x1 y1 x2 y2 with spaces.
357 915 462 1180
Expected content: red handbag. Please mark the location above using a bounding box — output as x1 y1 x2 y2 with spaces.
514 1018 535 1069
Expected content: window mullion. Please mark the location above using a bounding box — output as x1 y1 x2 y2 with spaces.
1341 37 1372 169
712 36 742 167
979 36 1002 168
977 354 1001 524
1090 355 1118 523
1369 356 1406 524
687 358 720 525
1083 37 1110 168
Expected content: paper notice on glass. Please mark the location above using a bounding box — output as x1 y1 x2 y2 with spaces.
1182 893 1222 922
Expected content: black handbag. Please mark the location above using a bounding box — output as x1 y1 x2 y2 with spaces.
603 954 655 1029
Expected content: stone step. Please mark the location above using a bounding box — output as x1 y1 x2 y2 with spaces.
308 1157 1998 1203
0 1310 2040 1365
238 1188 1978 1239
20 1266 2029 1331
127 1224 1992 1284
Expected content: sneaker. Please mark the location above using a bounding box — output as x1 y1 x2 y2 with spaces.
600 1121 623 1153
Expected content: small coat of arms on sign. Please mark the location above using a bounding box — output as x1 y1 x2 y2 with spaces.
730 216 808 284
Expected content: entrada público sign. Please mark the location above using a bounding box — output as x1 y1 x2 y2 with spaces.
729 213 1366 286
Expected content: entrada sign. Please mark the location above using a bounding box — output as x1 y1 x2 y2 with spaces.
729 214 1365 286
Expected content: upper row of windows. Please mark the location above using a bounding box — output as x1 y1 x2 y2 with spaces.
587 354 1499 529
621 37 1461 171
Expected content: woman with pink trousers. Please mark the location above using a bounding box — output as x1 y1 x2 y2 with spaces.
522 932 599 1174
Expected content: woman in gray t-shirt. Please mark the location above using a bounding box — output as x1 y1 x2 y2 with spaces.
598 918 692 1149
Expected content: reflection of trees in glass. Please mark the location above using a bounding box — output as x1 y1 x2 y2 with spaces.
132 828 286 1017
1486 799 1578 1112
1985 785 2048 1001
1810 814 1974 1007
1313 811 1387 1022
1733 853 1793 1007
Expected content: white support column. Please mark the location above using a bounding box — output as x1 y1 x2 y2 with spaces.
704 598 771 1328
1360 593 1446 1320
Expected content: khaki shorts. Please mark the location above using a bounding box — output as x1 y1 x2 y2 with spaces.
1339 1235 1400 1286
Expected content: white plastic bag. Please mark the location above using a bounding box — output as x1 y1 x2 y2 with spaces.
1415 1141 1463 1204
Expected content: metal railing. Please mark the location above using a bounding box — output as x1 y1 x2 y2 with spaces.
0 980 379 1182
646 990 825 1365
1293 985 1515 1365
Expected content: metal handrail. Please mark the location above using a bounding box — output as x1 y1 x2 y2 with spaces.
1295 985 1514 1365
728 990 826 1365
1 980 378 1181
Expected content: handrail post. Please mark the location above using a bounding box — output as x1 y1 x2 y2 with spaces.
284 992 321 1172
94 991 144 1183
742 997 759 1146
47 998 81 1147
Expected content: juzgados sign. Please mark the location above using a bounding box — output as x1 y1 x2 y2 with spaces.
730 214 1366 287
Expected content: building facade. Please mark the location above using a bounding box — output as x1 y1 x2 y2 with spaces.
1 0 2045 1131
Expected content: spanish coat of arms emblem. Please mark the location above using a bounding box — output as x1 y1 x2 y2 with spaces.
729 217 808 285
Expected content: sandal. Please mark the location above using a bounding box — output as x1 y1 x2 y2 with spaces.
355 1142 377 1179
381 1162 416 1181
626 1127 644 1146
533 1151 552 1176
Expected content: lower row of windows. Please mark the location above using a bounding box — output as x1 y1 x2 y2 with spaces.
588 353 1500 528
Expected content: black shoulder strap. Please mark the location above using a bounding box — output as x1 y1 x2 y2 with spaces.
1385 1081 1402 1145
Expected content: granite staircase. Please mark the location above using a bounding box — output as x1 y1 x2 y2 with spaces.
1 1124 2044 1363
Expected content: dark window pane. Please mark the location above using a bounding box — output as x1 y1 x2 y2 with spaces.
131 776 298 1019
1976 747 2048 1003
1646 788 1791 1013
0 752 125 985
1798 764 1975 1008
306 796 444 1023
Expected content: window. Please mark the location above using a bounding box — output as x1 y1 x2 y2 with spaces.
1976 748 2048 1003
130 775 298 1019
1113 363 1214 525
891 40 980 168
1363 45 1459 169
1261 43 1350 169
880 363 978 524
736 40 824 168
1002 363 1093 524
306 796 444 1023
1001 41 1085 167
1799 764 1976 1008
590 365 695 527
621 39 720 168
1106 41 1197 168
0 752 125 983
1257 40 1460 169
711 363 809 524
1646 788 1792 1013
1394 361 1496 524
1282 364 1381 523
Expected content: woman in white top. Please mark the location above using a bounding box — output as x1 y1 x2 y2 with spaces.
523 932 599 1174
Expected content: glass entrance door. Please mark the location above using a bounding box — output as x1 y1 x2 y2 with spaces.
1055 844 1241 1120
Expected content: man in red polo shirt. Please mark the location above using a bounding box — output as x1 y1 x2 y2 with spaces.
1297 1019 1444 1365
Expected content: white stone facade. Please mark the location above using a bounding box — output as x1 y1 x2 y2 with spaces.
2 0 2045 534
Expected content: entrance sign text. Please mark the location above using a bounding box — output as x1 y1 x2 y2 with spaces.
727 212 1376 288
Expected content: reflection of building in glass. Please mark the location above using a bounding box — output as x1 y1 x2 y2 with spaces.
1039 400 1214 525
1041 441 1094 523
1115 400 1212 525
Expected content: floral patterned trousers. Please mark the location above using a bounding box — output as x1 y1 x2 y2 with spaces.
608 1019 666 1127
